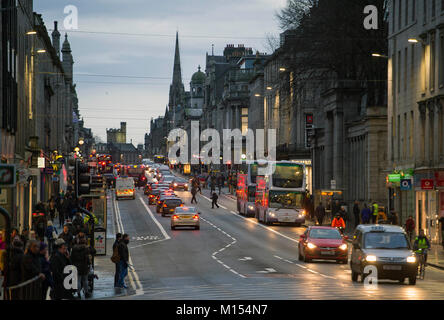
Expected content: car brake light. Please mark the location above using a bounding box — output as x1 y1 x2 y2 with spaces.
193 215 199 220
173 215 179 220
163 204 167 207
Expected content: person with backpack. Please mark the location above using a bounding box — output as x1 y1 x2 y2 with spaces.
111 233 122 288
191 186 198 204
45 221 58 256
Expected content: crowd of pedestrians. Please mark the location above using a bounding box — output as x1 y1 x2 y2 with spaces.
1 190 97 300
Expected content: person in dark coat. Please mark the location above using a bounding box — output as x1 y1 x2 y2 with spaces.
8 240 24 287
117 234 130 288
113 233 122 287
58 225 73 252
45 221 58 256
361 203 371 224
71 238 91 298
191 186 198 204
211 192 219 209
315 203 326 225
39 243 54 300
50 239 74 300
21 240 45 282
217 175 223 195
72 211 84 235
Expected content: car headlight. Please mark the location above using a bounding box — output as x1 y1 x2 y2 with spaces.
185 184 188 187
307 242 317 249
301 210 306 215
406 256 416 263
269 212 276 217
248 205 254 210
339 244 348 251
365 255 377 262
174 183 178 186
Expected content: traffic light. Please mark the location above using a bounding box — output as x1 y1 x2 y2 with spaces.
75 159 90 197
90 174 104 190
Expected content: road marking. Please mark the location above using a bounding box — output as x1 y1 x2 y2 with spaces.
200 216 246 279
238 257 253 261
138 194 171 241
112 194 144 296
273 254 336 279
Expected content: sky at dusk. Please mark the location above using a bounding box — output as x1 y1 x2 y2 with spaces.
34 0 287 146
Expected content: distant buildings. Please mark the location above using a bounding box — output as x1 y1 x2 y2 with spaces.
107 122 127 144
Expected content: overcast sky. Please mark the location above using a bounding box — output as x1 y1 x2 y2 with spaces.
34 0 286 146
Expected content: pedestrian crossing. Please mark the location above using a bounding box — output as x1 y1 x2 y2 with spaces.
118 275 444 300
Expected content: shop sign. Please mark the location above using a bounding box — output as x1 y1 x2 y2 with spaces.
94 230 106 255
400 179 412 190
388 174 401 183
435 171 444 187
421 179 434 190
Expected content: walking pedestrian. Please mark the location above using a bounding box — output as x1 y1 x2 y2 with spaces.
8 240 24 287
39 243 54 300
72 211 85 235
353 200 360 228
45 221 58 256
439 216 444 249
211 192 219 209
117 234 130 289
50 239 74 300
217 174 223 195
191 186 198 204
71 238 91 298
58 225 73 253
371 201 378 224
21 240 45 282
20 228 29 249
48 198 56 222
315 202 326 225
112 233 122 288
361 203 371 224
405 215 415 242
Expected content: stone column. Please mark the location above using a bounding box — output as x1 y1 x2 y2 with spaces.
333 110 344 189
324 112 333 189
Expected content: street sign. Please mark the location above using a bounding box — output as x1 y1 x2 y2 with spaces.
400 179 412 191
37 157 45 169
0 164 16 187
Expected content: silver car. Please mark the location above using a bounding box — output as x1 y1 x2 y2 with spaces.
350 225 418 285
171 206 200 230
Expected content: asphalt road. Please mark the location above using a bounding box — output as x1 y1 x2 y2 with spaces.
109 186 444 300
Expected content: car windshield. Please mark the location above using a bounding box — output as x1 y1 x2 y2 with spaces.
175 207 197 214
165 199 182 206
271 163 304 188
309 228 342 239
248 186 256 202
269 191 303 208
364 232 409 249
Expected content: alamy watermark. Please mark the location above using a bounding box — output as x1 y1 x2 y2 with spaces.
363 5 378 30
167 121 277 175
63 5 78 30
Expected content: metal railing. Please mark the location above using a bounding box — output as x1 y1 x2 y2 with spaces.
4 276 42 300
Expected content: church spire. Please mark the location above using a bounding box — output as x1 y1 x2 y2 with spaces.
172 31 182 85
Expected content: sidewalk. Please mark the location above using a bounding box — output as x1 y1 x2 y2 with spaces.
427 245 444 270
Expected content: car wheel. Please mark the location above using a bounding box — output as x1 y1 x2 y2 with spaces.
351 270 359 282
408 276 417 285
303 254 311 263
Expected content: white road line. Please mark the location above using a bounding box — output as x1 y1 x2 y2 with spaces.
200 216 246 279
138 194 171 241
112 194 144 295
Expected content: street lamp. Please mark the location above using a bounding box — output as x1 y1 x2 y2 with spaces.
26 30 37 35
266 86 272 90
78 138 84 145
279 67 286 72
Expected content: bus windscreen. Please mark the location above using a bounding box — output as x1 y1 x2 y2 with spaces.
271 163 303 188
269 191 303 208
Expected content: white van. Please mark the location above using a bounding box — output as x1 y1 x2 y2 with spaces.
115 177 135 200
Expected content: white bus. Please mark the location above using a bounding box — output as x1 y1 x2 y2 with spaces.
255 161 307 226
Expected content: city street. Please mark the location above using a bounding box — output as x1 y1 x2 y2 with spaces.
108 185 444 300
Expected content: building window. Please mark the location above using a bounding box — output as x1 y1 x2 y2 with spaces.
431 33 436 91
403 113 407 159
398 50 401 93
413 0 416 21
399 0 402 29
393 0 396 33
440 34 444 87
241 108 248 135
410 111 414 158
404 47 408 91
406 0 409 25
